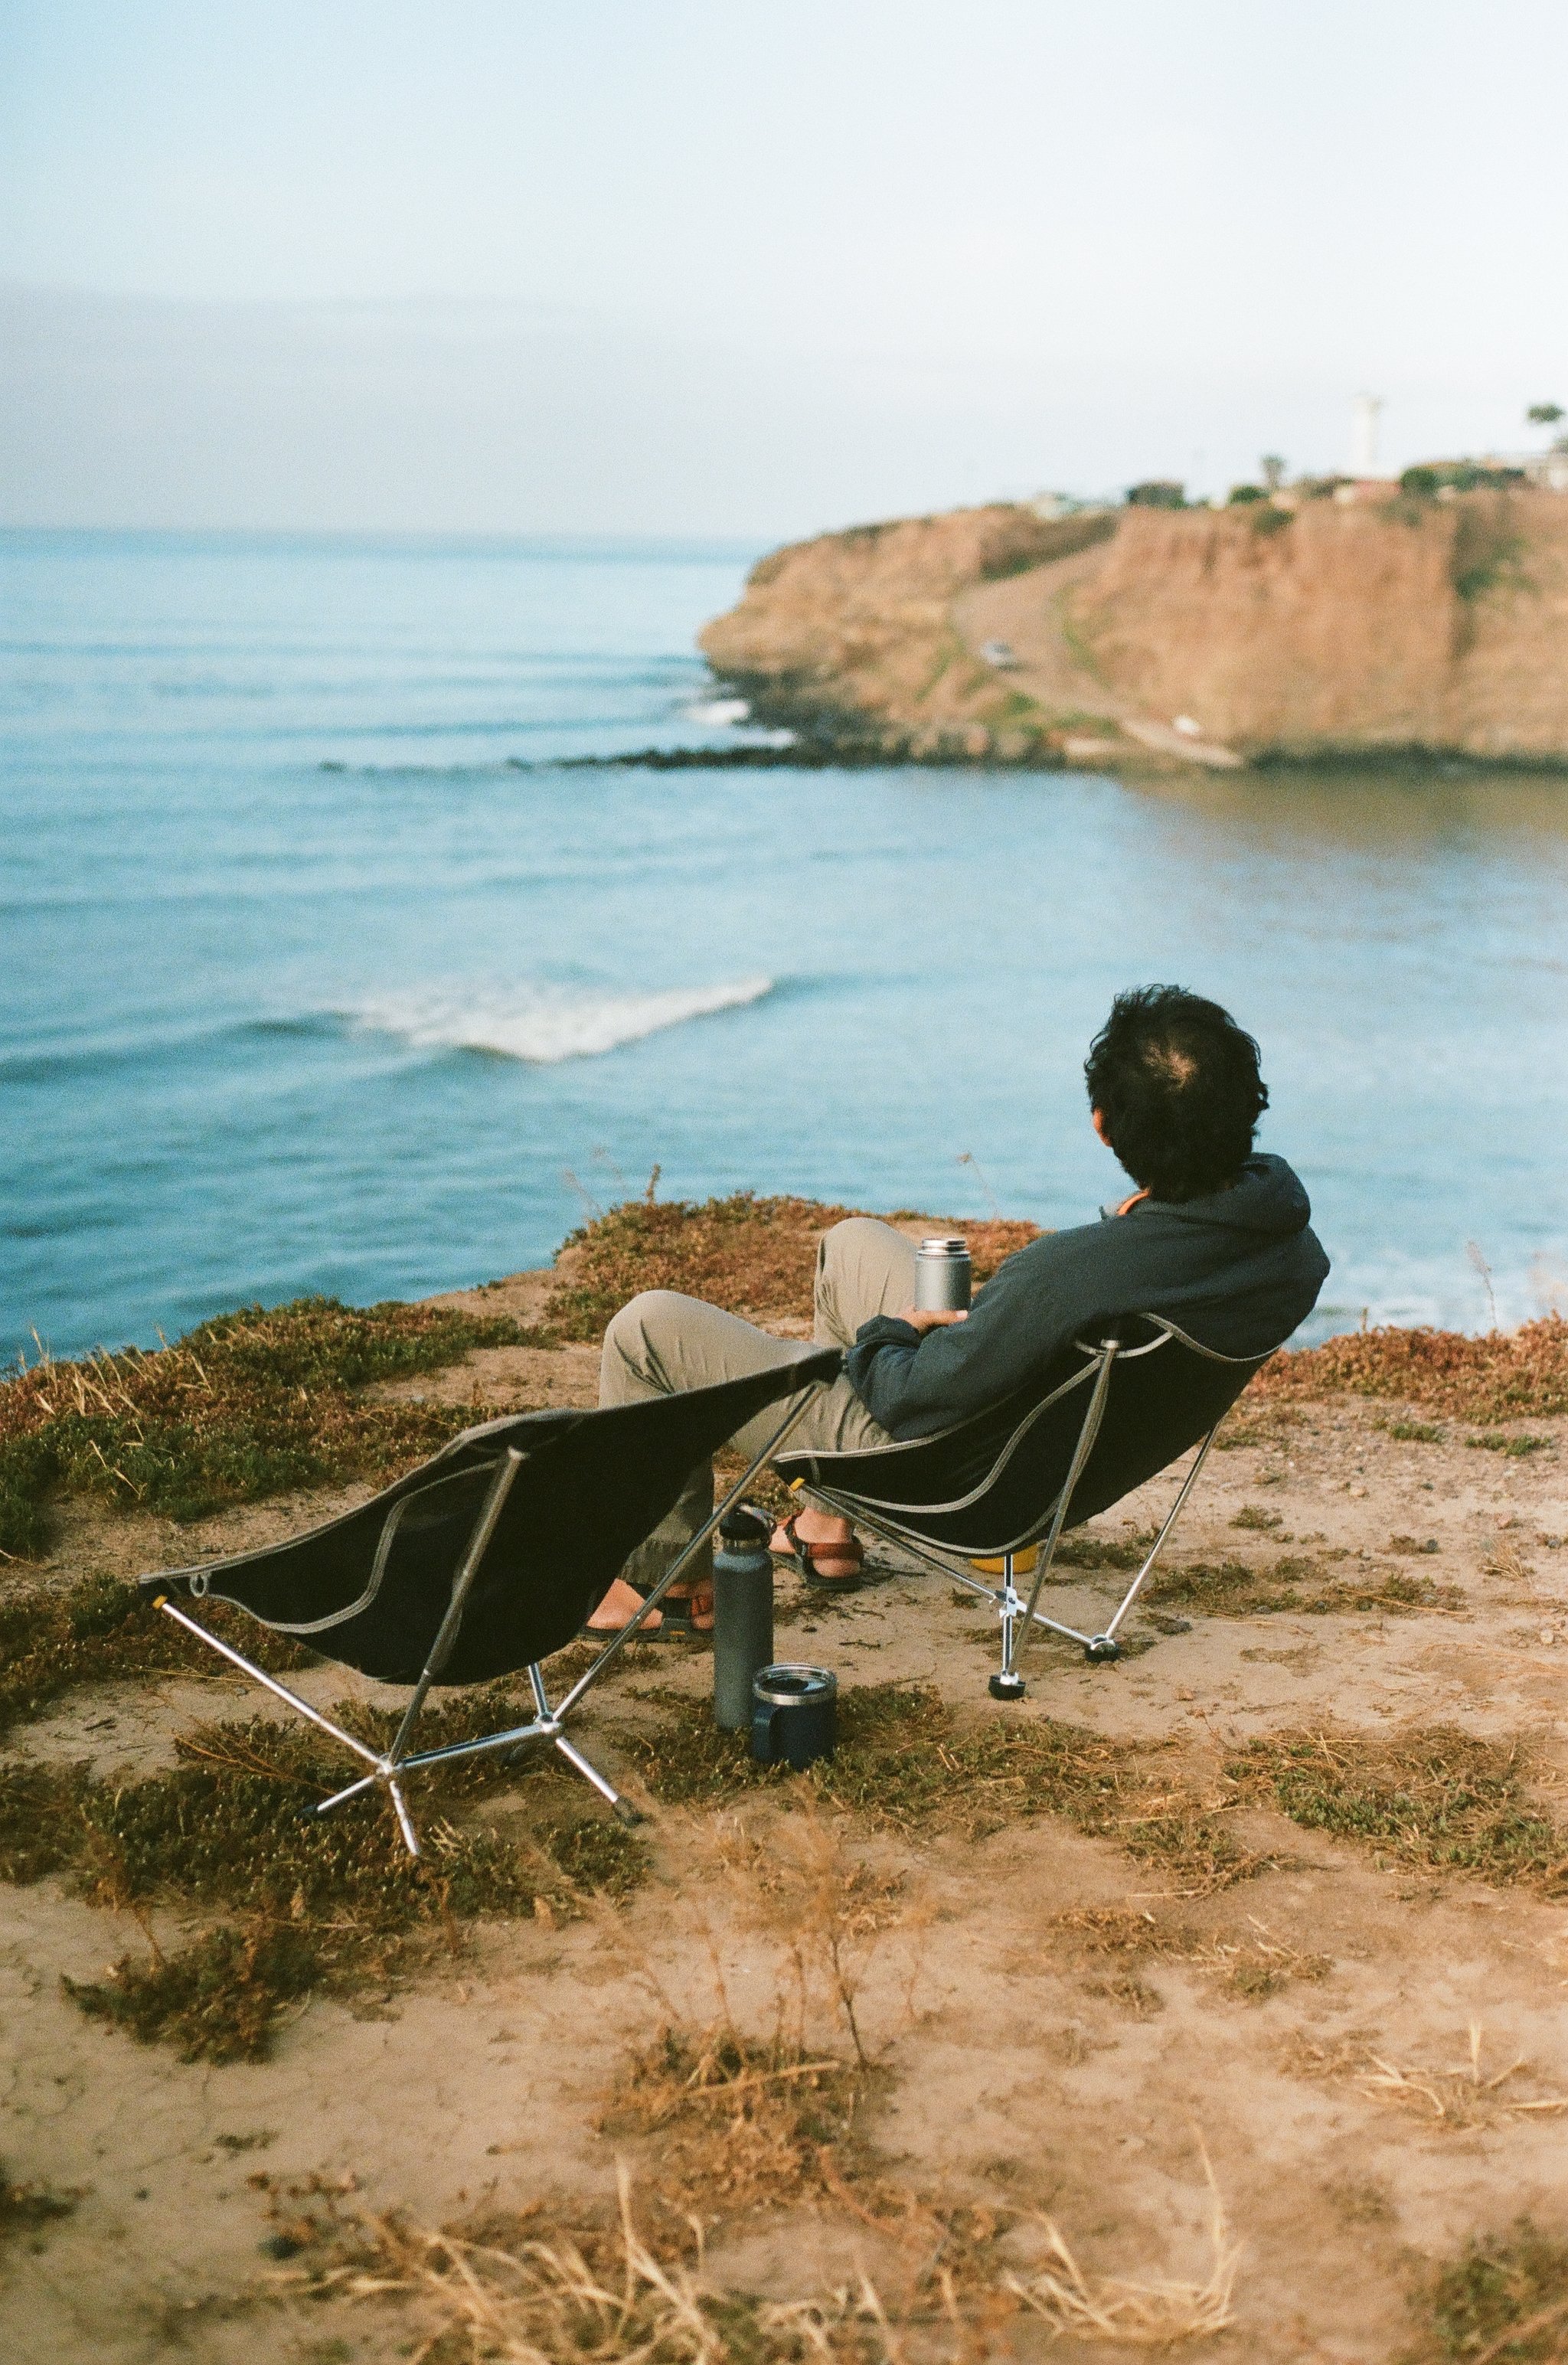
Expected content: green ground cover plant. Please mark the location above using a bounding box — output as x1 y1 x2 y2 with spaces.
0 1570 314 1740
1406 2219 1568 2363
0 1694 644 2062
1229 1726 1568 1893
0 1295 531 1559
621 1681 1263 1892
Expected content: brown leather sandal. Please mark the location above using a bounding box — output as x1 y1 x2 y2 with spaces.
771 1512 865 1591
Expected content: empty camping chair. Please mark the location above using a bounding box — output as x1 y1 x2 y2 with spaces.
775 1316 1269 1697
139 1350 841 1854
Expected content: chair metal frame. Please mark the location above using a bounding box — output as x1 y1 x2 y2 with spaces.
146 1387 823 1857
784 1319 1258 1699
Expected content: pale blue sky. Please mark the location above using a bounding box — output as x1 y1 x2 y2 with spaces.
2 1 1565 532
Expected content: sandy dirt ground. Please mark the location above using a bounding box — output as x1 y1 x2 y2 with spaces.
3 1272 1566 2362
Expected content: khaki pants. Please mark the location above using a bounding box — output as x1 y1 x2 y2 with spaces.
598 1217 917 1593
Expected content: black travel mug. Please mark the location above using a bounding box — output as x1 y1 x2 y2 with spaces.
712 1504 775 1730
750 1664 838 1769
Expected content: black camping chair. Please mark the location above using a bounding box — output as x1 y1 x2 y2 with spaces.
139 1349 841 1854
775 1316 1268 1698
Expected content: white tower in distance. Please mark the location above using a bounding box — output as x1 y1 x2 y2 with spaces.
1351 393 1384 477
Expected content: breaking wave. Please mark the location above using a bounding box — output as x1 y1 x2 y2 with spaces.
348 975 774 1064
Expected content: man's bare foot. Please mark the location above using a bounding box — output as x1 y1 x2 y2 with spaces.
586 1576 659 1635
770 1508 861 1583
585 1575 714 1635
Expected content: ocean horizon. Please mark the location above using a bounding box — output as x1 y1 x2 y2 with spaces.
5 525 1567 1364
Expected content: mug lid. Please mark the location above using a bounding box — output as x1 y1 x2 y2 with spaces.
753 1663 838 1706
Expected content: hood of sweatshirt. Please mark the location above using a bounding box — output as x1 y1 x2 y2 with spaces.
1112 1153 1314 1239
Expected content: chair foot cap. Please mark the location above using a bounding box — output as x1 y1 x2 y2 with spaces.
988 1671 1027 1702
1084 1635 1122 1664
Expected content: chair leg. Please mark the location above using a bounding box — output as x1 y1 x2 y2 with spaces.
386 1779 422 1857
989 1553 1028 1701
493 1664 642 1824
554 1733 643 1826
1099 1426 1220 1646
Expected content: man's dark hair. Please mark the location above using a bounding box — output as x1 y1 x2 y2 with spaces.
1083 985 1268 1202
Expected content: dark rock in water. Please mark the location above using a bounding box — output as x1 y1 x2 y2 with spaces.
535 735 1060 773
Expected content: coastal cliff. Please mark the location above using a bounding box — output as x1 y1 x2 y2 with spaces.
700 490 1568 766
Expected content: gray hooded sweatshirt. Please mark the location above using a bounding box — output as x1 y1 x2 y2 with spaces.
844 1152 1329 1439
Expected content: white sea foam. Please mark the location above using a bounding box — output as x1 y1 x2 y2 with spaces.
684 695 750 726
349 975 774 1064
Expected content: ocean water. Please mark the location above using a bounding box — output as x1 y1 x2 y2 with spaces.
5 528 1568 1365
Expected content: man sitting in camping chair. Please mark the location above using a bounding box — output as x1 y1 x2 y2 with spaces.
588 984 1329 1634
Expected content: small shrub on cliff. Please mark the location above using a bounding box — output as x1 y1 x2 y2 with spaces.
0 1297 530 1559
1125 479 1187 509
546 1193 1040 1342
1256 1316 1568 1423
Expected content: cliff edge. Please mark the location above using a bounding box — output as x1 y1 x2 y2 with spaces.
700 491 1568 766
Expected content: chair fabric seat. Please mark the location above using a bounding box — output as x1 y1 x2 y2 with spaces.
142 1349 841 1684
775 1317 1266 1557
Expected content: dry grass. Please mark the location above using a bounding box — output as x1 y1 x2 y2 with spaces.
694 1811 911 2069
584 1812 900 2223
1255 1315 1568 1423
1229 1725 1568 1893
600 2029 869 2222
274 2169 903 2363
544 1192 1040 1341
1145 1552 1464 1620
1054 1906 1331 2003
1285 2023 1568 2138
272 2159 1240 2361
1004 2167 1240 2347
0 1295 534 1559
0 1697 643 2061
621 1681 1268 1893
1052 1524 1462 1622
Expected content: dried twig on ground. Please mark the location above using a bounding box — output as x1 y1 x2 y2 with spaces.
1282 2023 1568 2129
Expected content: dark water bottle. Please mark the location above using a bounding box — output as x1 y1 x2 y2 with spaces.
751 1664 838 1769
712 1504 774 1730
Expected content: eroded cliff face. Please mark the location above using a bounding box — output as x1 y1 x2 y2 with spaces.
699 506 1115 757
700 491 1568 764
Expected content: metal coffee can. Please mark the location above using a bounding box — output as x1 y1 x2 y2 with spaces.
913 1235 972 1312
751 1664 838 1769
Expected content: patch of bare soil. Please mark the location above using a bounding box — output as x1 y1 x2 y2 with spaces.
2 1236 1566 2362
